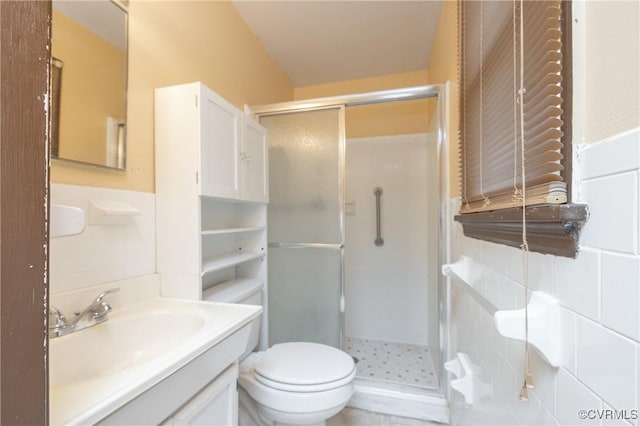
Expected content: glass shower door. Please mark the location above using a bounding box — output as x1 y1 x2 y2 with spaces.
260 107 344 348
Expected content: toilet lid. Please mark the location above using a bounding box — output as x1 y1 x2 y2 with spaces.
254 342 355 390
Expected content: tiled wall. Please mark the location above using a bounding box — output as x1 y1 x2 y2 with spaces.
50 183 156 294
344 133 439 348
448 128 640 425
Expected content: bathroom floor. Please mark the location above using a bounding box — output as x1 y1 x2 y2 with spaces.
344 337 438 389
328 408 442 425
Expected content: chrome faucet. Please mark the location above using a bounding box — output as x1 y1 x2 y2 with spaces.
49 288 120 338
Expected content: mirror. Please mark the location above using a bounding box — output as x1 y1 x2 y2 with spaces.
51 0 128 170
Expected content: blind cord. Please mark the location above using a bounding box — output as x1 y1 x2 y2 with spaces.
461 2 470 210
512 0 521 202
479 1 490 207
516 0 534 402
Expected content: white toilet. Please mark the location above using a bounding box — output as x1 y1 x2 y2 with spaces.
203 279 355 426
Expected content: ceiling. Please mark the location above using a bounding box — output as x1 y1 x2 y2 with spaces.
232 1 443 87
53 0 127 51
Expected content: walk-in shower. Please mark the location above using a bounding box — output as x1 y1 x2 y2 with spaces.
250 85 449 422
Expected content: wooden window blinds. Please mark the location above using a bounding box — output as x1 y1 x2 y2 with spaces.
459 0 567 213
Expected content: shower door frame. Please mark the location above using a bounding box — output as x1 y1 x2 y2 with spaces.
248 83 451 394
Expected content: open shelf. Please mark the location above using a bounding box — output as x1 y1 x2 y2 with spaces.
201 226 265 236
202 278 263 303
201 252 264 276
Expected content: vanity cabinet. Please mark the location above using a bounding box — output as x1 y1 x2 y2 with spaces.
155 82 268 316
162 364 238 426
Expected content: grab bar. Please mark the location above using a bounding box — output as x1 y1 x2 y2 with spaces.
374 187 384 247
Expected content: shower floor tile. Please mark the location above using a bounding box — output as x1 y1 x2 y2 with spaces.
345 337 438 389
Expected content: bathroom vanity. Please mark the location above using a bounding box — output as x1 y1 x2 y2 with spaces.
49 278 262 425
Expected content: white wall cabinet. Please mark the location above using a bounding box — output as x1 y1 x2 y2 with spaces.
156 82 268 203
241 118 268 203
155 82 268 305
200 91 242 200
200 95 268 203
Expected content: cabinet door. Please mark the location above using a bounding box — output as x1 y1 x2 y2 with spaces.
201 92 241 199
241 118 268 203
172 363 238 426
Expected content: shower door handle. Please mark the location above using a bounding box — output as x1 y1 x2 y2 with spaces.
374 187 384 247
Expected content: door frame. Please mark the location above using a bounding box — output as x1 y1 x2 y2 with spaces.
0 1 51 424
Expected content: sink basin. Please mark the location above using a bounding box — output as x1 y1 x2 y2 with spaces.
49 297 261 425
50 309 205 387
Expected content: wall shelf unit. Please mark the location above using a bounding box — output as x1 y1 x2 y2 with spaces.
155 82 268 301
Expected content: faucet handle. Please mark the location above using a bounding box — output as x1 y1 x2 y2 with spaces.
94 287 120 304
49 306 67 330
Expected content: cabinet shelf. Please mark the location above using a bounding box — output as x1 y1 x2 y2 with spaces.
201 252 264 276
202 278 262 303
201 227 265 236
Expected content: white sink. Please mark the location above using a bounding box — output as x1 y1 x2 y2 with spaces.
49 297 261 425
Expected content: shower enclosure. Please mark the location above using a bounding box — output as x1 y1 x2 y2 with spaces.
342 112 440 392
251 86 449 422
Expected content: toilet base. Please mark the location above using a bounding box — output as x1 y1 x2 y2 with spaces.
239 387 341 426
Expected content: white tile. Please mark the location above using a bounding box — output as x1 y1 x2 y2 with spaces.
581 128 640 180
541 402 561 426
561 308 578 374
492 363 520 425
577 317 638 411
483 271 519 311
503 337 525 375
485 341 505 388
50 184 157 294
580 172 638 255
555 368 602 425
554 249 601 321
528 252 555 294
601 402 636 426
530 349 557 416
601 253 640 341
498 246 531 283
516 392 543 426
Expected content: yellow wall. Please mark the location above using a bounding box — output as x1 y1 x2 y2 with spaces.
579 1 640 144
427 0 459 198
294 70 432 139
52 10 126 166
51 0 293 193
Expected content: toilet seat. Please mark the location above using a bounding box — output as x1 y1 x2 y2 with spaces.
253 342 355 392
238 342 356 423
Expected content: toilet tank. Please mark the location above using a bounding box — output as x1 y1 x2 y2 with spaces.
202 279 263 358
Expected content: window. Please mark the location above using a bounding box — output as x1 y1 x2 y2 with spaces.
455 0 587 258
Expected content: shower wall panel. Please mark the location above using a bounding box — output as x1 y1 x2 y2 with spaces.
345 133 438 347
